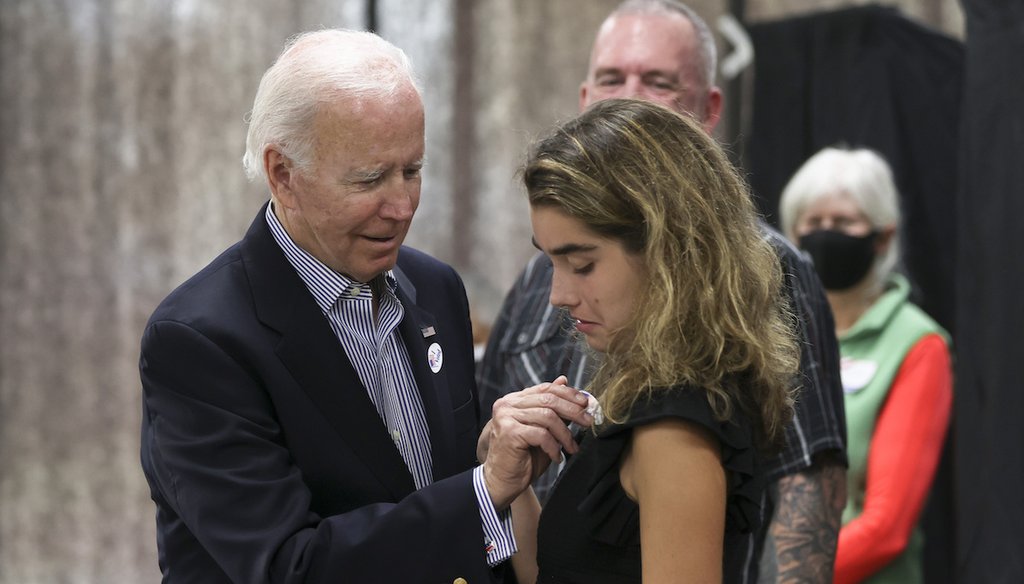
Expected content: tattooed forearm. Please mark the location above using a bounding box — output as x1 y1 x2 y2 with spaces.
758 455 846 583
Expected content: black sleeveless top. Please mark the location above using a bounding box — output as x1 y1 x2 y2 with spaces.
535 387 765 584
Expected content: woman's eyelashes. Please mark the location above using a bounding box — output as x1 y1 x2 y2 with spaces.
572 262 594 275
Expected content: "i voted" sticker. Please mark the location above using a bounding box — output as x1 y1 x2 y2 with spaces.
427 343 443 373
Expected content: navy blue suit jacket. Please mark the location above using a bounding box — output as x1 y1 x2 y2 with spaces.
140 204 496 583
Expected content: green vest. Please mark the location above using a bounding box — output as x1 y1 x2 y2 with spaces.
839 274 949 584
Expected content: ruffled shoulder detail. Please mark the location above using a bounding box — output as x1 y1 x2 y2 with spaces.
575 386 765 547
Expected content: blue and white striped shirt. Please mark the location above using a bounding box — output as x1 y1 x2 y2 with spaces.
266 204 515 564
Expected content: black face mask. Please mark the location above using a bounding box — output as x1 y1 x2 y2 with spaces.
798 229 878 291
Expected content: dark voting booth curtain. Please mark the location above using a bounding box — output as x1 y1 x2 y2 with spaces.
953 0 1024 582
744 2 1024 582
744 4 961 335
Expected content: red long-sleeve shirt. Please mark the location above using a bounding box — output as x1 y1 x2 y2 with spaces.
834 333 952 583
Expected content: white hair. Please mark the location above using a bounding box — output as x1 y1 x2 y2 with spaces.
778 147 903 288
611 0 718 89
241 29 420 182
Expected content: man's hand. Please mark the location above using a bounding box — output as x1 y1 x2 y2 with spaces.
476 376 577 462
479 376 593 510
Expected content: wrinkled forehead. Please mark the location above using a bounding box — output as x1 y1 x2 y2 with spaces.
315 80 423 124
306 85 425 158
588 12 703 79
799 190 869 219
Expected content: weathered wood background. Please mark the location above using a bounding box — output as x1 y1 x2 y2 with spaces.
0 0 962 581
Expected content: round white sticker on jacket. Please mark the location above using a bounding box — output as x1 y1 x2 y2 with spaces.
427 342 443 374
840 357 878 394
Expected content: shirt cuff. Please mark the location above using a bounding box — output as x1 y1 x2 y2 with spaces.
472 465 517 566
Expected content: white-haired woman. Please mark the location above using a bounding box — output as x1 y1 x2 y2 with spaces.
779 147 952 584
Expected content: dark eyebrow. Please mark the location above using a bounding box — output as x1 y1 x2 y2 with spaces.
531 236 598 256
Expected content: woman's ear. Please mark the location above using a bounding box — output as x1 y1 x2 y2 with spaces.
875 225 897 255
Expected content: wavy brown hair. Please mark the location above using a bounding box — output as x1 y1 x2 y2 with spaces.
523 98 798 448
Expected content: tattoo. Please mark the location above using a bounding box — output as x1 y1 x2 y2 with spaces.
758 455 846 583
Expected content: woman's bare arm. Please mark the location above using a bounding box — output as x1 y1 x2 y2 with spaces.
620 418 726 584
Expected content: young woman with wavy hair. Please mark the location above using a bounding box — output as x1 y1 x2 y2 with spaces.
498 98 800 584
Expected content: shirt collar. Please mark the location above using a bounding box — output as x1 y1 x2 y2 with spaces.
264 202 397 314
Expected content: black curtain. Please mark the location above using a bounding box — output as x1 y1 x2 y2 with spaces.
953 1 1024 582
744 4 962 336
743 5 964 583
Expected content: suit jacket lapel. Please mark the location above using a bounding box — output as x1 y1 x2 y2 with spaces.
393 267 459 481
241 205 416 500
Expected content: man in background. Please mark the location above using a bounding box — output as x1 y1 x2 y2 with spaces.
478 1 848 581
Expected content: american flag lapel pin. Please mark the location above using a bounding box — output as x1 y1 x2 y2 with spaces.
420 325 436 338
